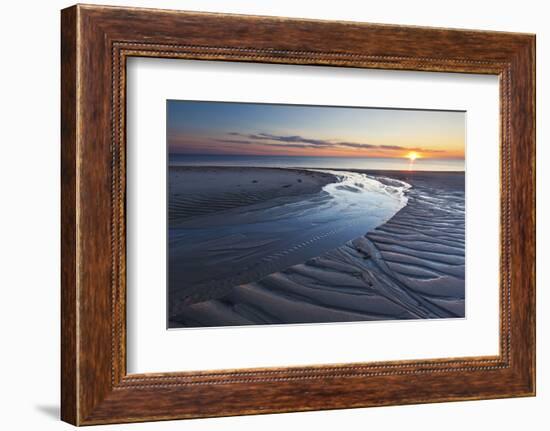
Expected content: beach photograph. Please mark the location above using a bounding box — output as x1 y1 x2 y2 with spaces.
167 101 466 328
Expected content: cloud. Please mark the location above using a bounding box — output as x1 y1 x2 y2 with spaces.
222 132 444 153
218 138 319 149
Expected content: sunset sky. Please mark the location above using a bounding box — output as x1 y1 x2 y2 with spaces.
167 100 465 160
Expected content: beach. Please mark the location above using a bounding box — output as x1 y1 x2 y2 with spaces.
169 166 336 223
168 167 465 328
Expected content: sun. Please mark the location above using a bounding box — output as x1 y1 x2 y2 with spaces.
406 151 420 161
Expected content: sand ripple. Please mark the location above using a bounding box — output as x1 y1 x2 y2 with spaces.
170 171 465 327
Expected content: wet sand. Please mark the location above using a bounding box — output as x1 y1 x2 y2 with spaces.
169 166 335 224
168 168 465 328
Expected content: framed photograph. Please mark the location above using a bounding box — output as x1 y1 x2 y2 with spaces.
61 4 536 425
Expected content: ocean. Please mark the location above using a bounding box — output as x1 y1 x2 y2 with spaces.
168 154 464 172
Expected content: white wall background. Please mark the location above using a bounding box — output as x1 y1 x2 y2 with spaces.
0 0 546 429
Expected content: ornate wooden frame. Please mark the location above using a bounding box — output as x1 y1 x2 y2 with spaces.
61 4 535 425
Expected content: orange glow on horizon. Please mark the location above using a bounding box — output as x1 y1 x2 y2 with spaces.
169 135 465 160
